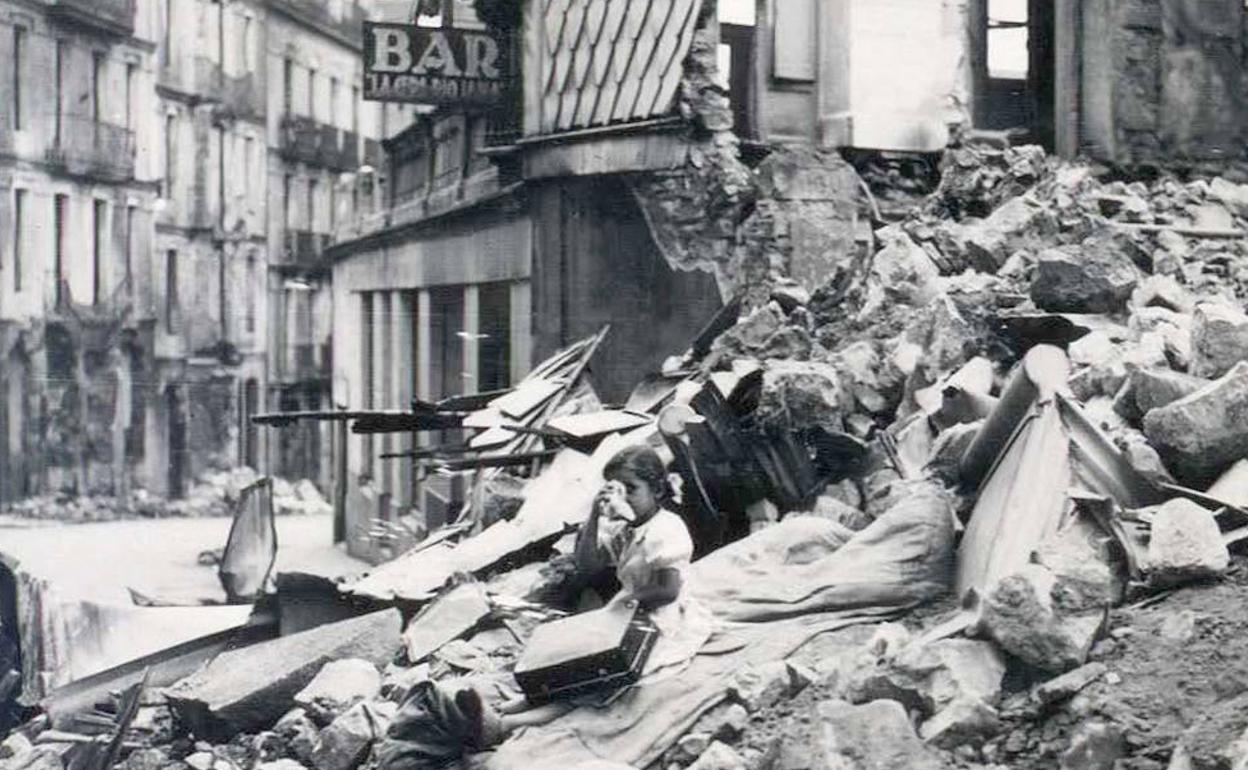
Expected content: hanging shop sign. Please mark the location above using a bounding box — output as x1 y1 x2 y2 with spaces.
363 22 513 107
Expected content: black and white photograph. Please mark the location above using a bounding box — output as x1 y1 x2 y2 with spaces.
2 0 1248 768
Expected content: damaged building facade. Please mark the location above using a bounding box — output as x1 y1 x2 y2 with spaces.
0 0 383 503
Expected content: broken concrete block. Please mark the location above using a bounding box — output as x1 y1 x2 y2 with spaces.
687 741 748 770
962 195 1058 272
167 609 402 738
1118 430 1176 485
672 732 713 764
814 699 950 770
845 638 1006 717
872 225 941 305
728 660 794 712
1191 301 1248 379
1034 520 1125 611
1132 275 1195 314
1206 458 1248 508
710 304 813 362
1060 720 1125 770
1030 247 1138 314
1124 367 1208 417
690 701 750 742
755 359 844 434
919 696 1002 749
1143 362 1248 485
257 761 308 770
1034 662 1107 706
1145 499 1228 587
186 752 215 770
274 708 320 763
310 701 392 770
294 659 382 726
980 564 1105 673
402 581 492 664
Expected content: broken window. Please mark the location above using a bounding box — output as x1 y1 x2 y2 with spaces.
477 281 512 392
12 26 24 131
53 194 67 305
165 249 178 332
12 189 23 293
92 199 107 305
988 0 1029 80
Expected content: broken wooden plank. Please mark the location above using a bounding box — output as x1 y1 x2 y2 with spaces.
547 410 653 439
433 450 560 471
166 609 401 739
402 581 493 664
489 379 564 420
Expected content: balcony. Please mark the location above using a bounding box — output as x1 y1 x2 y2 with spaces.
279 115 322 165
267 0 367 49
363 138 383 170
196 57 264 121
282 229 333 270
45 115 135 183
47 0 135 37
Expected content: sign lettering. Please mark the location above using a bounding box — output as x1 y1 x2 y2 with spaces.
363 22 512 107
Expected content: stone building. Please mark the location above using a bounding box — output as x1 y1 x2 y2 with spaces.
0 0 162 500
264 0 381 491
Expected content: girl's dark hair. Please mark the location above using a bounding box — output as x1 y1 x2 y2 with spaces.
603 445 674 505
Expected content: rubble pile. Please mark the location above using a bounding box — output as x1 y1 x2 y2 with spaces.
9 140 1248 770
0 468 333 523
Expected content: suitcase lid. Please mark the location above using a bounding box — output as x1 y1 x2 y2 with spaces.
514 602 640 674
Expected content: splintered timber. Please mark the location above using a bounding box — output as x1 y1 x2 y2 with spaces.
363 22 513 106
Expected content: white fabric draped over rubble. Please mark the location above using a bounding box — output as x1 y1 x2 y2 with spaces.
482 478 956 769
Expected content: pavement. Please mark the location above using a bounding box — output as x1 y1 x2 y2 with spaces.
0 513 367 605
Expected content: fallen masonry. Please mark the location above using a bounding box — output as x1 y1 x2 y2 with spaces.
10 140 1248 770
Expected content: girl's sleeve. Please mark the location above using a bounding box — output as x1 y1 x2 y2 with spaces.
641 512 695 571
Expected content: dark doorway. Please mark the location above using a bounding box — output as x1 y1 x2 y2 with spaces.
166 385 186 498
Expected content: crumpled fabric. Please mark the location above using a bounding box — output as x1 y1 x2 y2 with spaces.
375 681 480 770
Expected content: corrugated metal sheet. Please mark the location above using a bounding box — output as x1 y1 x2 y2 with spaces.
539 0 703 134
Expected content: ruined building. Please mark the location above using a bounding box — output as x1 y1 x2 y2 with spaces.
0 0 381 503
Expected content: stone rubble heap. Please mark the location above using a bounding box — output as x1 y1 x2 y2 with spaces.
8 140 1248 770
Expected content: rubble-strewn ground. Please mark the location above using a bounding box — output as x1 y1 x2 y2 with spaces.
0 468 333 523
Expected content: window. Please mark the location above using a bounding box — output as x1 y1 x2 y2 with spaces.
214 126 225 220
244 135 255 193
125 63 136 130
988 0 1029 79
92 199 107 305
283 57 293 115
12 27 24 131
54 195 68 305
12 190 24 293
245 254 256 333
165 249 178 332
329 183 337 229
164 0 173 62
283 174 292 229
92 52 104 125
125 205 135 287
164 114 176 197
351 85 359 133
242 16 252 70
330 77 339 127
307 178 317 231
54 41 64 142
307 68 317 118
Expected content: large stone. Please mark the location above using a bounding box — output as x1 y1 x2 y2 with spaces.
1035 662 1108 706
1145 499 1228 587
845 638 1006 717
918 697 1002 749
1207 459 1248 508
1191 301 1248 379
962 195 1059 272
710 304 813 363
1060 721 1125 770
294 659 382 726
1210 177 1248 218
275 708 320 763
814 699 950 770
756 359 844 433
727 660 795 712
310 701 393 770
257 762 308 770
687 741 747 770
1033 519 1124 611
871 225 941 304
980 564 1105 673
167 609 402 738
1142 362 1248 485
1030 247 1139 313
1119 367 1208 418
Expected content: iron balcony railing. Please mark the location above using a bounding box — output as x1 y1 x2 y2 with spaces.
283 229 333 269
45 114 135 183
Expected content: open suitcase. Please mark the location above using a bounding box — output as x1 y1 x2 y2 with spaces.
512 603 658 704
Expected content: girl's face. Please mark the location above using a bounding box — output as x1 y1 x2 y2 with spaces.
611 469 659 521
